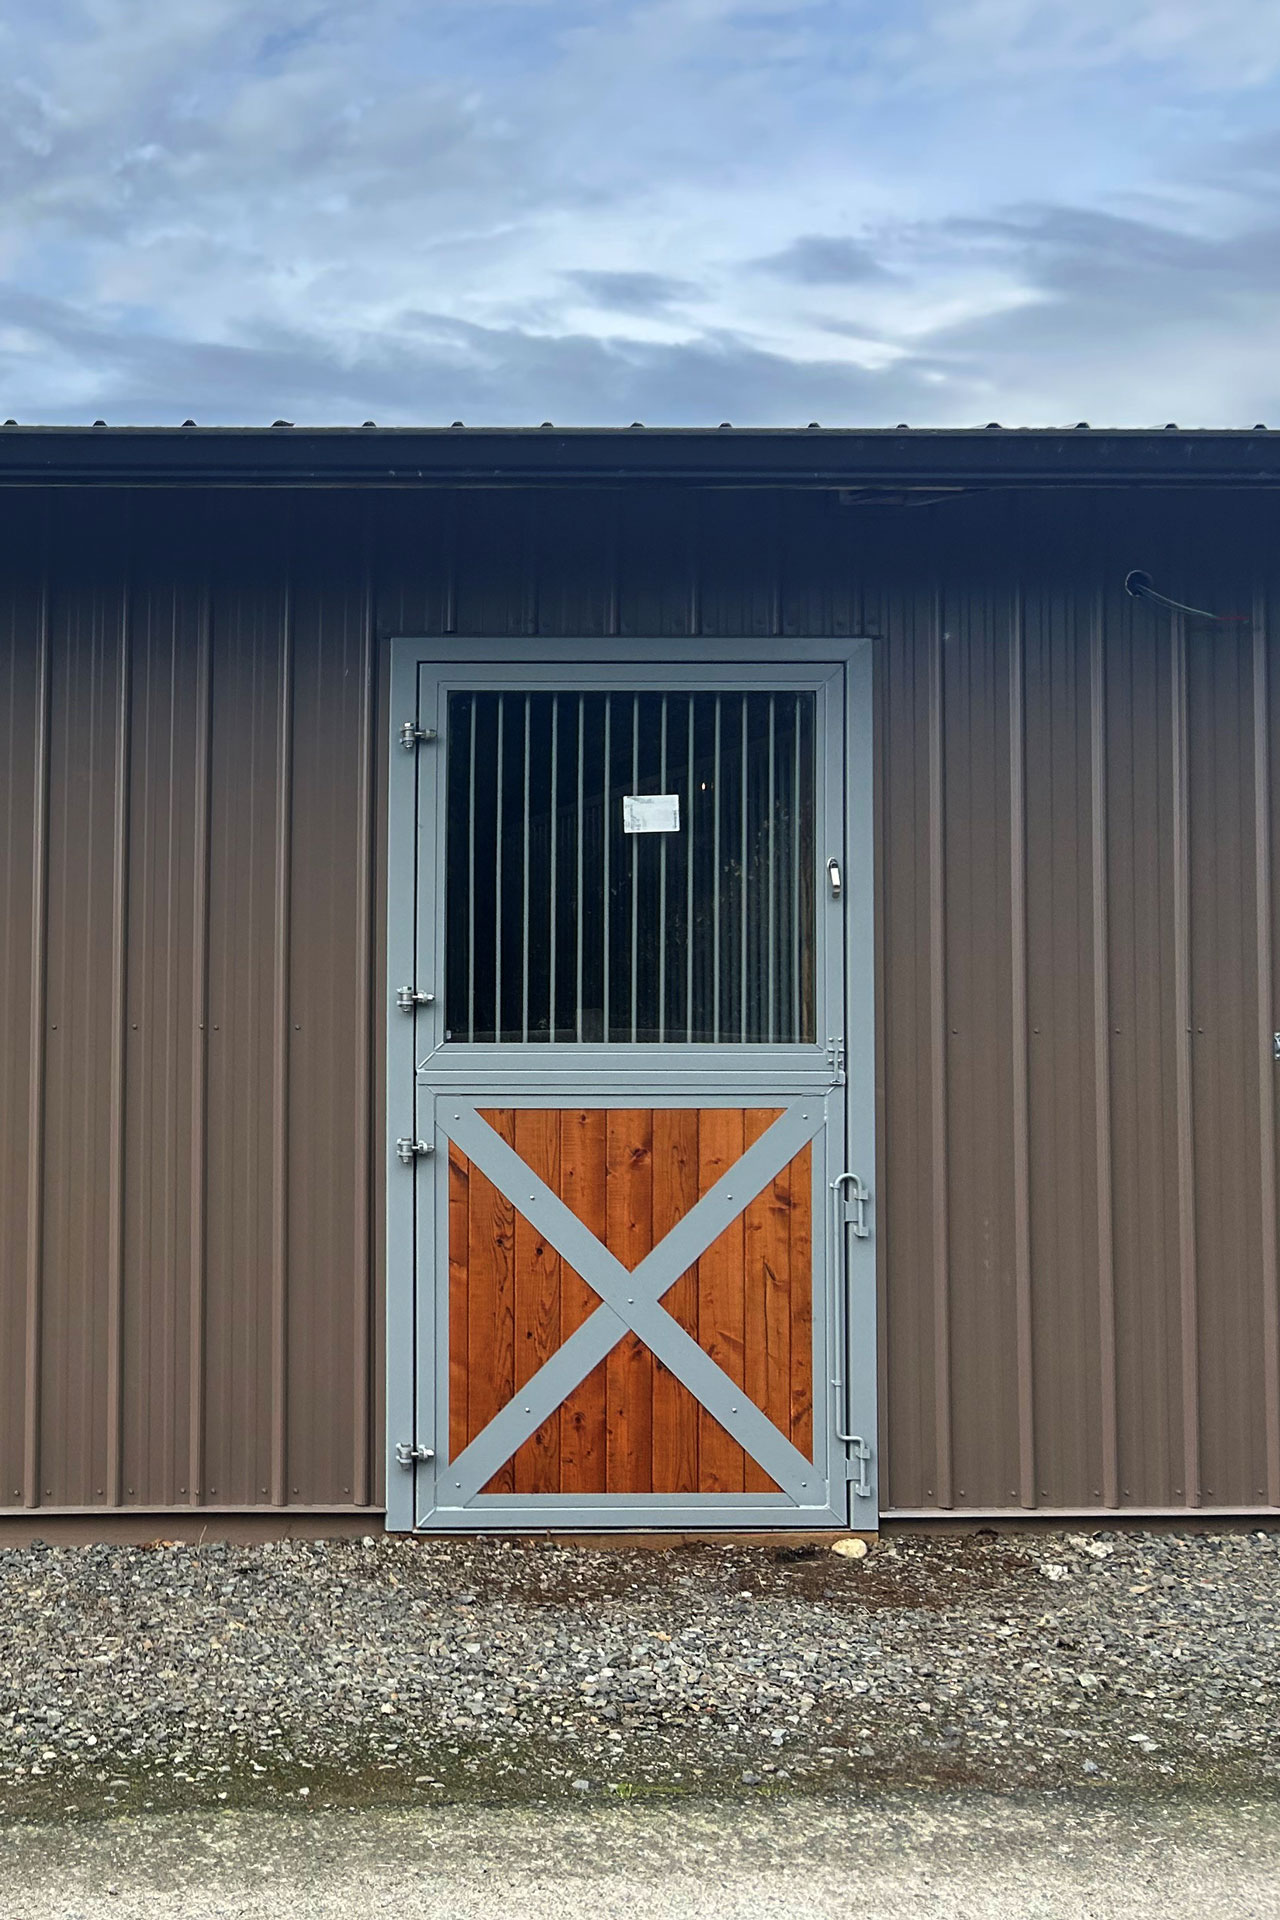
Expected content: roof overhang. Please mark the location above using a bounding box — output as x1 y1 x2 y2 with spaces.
0 424 1278 490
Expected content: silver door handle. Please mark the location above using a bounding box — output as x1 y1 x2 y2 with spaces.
827 857 842 898
830 1172 871 1445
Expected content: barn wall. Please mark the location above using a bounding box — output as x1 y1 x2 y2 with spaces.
1 481 1277 1517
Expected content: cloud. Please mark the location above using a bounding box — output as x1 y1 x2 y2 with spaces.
917 202 1280 422
754 235 889 285
562 270 700 314
0 1 1279 425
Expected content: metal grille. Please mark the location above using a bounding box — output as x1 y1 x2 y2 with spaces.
444 690 816 1044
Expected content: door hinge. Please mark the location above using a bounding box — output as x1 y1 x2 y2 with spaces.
396 1136 434 1164
826 1035 846 1085
395 985 435 1012
399 719 437 750
395 1441 435 1468
845 1436 873 1499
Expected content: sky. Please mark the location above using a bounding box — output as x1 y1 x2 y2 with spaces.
3 0 1280 426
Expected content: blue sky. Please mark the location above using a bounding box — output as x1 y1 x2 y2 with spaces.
2 0 1280 425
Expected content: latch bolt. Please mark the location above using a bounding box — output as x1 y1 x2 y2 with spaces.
396 1136 434 1165
396 985 435 1012
395 1441 435 1468
399 720 437 750
834 1171 871 1238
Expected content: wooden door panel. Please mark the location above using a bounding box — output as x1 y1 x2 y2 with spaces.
453 1107 812 1496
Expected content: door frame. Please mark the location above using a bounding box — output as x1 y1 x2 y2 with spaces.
384 635 876 1531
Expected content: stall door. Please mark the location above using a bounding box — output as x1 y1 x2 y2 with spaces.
386 653 875 1531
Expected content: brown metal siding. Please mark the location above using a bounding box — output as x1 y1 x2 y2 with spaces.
2 482 1279 1518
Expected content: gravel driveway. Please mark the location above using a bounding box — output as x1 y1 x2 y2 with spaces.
0 1527 1277 1820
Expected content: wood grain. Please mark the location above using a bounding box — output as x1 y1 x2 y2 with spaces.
558 1109 609 1493
651 1108 701 1492
606 1109 654 1493
694 1106 747 1491
512 1108 561 1492
789 1140 814 1458
470 1108 516 1495
448 1107 813 1496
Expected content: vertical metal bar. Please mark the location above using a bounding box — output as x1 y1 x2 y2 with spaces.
659 696 668 1044
767 695 776 1044
602 694 611 1043
23 526 51 1509
686 694 695 1043
740 695 748 1044
630 695 639 1044
549 694 558 1042
467 697 477 1044
713 694 722 1043
1253 588 1280 1506
792 696 801 1043
1090 589 1119 1509
494 694 504 1042
1008 587 1035 1508
521 693 531 1044
575 695 584 1044
1170 609 1200 1505
928 590 954 1509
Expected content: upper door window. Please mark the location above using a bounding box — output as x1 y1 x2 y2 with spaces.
444 689 816 1045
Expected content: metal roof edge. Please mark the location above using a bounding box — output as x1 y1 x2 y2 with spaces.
0 423 1278 488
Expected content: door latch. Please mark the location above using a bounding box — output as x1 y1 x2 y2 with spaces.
396 1136 434 1164
834 1171 871 1238
395 1441 435 1468
395 985 435 1012
399 720 437 750
826 856 842 898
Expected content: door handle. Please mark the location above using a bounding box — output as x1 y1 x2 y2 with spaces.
827 857 842 898
830 1172 871 1445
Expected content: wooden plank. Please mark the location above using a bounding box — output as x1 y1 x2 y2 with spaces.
557 1109 608 1492
512 1109 561 1493
606 1108 654 1493
789 1140 814 1458
650 1108 701 1493
447 1144 470 1465
742 1108 786 1494
696 1107 747 1491
472 1108 517 1493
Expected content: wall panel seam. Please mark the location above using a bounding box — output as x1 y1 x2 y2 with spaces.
928 589 953 1507
22 530 51 1509
353 497 376 1506
271 535 295 1506
1090 590 1119 1507
1171 609 1201 1503
188 567 213 1504
1253 586 1280 1504
105 551 132 1506
1008 584 1035 1506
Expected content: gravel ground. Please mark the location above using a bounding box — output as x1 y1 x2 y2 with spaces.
0 1527 1278 1821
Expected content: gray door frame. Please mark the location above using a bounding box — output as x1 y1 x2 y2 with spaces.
385 636 876 1532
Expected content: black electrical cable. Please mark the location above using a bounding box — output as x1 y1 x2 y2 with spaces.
1123 570 1248 623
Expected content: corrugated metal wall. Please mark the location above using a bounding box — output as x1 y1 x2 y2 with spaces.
1 481 1277 1518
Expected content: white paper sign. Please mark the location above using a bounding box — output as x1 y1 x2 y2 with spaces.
623 793 680 834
